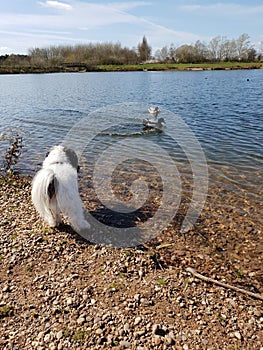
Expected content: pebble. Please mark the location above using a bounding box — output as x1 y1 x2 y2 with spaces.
37 331 45 340
2 285 10 292
134 316 142 325
56 330 63 340
94 316 101 324
77 316 85 325
66 297 73 305
234 331 241 340
44 333 50 342
1 176 262 350
120 340 131 348
124 323 130 332
95 328 103 335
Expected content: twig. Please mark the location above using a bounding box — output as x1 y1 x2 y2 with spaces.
186 267 263 301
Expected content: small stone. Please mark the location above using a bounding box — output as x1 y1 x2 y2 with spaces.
66 297 73 305
2 285 9 292
95 328 103 335
234 331 241 340
181 334 187 341
56 330 63 340
134 294 140 301
94 316 101 324
134 316 142 325
37 331 45 340
44 333 50 342
124 323 130 332
183 345 189 350
120 340 131 348
77 317 85 325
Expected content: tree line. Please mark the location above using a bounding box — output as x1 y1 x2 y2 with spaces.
0 34 262 68
155 34 262 63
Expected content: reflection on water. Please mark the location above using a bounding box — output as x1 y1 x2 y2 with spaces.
0 71 262 224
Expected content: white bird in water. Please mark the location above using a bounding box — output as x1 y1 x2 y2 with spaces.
148 106 160 115
142 117 165 130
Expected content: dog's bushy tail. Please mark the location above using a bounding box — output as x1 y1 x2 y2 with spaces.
31 168 57 225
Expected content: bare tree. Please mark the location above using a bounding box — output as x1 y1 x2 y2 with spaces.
194 40 208 62
235 33 251 61
28 42 139 66
169 44 177 62
155 46 169 62
208 36 228 62
258 41 263 61
175 44 196 63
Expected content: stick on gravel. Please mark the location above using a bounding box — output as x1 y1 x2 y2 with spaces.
186 267 263 301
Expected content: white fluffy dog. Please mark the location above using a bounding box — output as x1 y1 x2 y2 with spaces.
31 145 90 232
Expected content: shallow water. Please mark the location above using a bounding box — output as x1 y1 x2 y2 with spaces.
0 70 262 225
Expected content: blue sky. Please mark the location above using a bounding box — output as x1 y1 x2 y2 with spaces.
0 0 262 55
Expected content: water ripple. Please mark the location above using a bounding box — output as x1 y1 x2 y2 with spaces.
0 70 262 208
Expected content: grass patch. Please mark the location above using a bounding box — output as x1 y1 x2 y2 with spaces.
119 272 127 279
109 282 120 290
63 328 71 338
72 329 86 343
97 61 263 72
237 269 244 277
95 267 104 275
25 264 33 273
156 279 167 286
0 305 14 318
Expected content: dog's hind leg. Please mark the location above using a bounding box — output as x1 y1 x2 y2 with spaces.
59 195 90 232
47 177 61 227
49 196 62 226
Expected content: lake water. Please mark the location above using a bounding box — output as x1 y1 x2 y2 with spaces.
0 70 262 228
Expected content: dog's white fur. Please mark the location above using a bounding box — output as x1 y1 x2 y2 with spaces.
31 145 90 232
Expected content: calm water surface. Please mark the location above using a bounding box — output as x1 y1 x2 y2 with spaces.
0 70 262 217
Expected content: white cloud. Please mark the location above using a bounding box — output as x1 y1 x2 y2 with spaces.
181 3 263 15
108 1 151 11
39 0 72 11
0 30 79 42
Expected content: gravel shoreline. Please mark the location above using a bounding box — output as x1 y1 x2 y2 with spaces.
0 174 262 349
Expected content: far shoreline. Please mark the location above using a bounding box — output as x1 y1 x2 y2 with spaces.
0 61 263 74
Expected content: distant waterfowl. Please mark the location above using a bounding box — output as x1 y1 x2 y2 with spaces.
148 106 160 115
142 117 165 130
